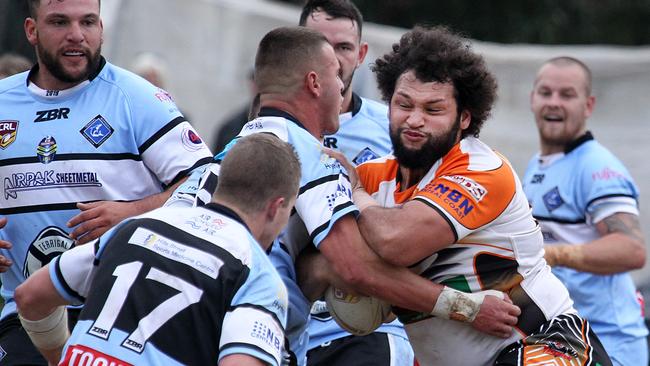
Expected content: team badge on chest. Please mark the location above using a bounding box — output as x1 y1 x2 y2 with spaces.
37 136 57 163
543 186 564 212
0 120 18 149
80 114 114 148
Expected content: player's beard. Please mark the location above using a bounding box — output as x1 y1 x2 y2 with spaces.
390 114 461 170
37 43 102 85
341 69 355 97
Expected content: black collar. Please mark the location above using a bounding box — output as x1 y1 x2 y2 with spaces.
258 107 309 132
26 56 106 87
565 131 594 154
351 92 362 116
204 203 251 233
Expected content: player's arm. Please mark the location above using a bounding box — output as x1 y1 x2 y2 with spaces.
219 354 267 366
15 263 71 365
318 214 519 338
327 147 457 267
66 176 188 244
544 212 646 274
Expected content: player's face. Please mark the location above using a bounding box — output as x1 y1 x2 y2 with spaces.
305 12 366 102
25 0 103 90
530 63 594 154
389 71 469 169
318 44 344 136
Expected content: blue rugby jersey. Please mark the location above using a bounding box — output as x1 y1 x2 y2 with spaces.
523 132 648 361
51 204 288 366
0 58 213 319
308 94 409 351
167 107 359 364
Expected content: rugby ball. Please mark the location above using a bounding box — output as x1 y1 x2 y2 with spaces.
324 286 392 336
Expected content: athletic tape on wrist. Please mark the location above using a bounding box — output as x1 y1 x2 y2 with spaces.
431 287 505 323
352 189 378 212
20 306 70 350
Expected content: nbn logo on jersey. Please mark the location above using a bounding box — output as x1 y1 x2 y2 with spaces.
424 183 474 217
251 321 282 351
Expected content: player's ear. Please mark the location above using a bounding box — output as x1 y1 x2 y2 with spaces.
305 71 320 97
266 196 285 221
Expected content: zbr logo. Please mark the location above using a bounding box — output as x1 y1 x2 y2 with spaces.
181 127 204 151
24 226 75 278
80 115 114 148
0 120 18 149
37 136 57 164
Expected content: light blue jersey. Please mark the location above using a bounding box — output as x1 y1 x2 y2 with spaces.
50 204 288 366
322 94 392 165
0 58 213 320
523 132 648 365
309 95 409 351
168 107 359 365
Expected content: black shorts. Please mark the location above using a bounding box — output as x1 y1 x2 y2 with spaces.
307 332 392 366
0 308 81 365
495 313 612 366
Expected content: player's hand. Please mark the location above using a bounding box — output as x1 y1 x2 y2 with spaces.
0 217 14 272
67 201 138 244
323 147 362 192
471 293 520 338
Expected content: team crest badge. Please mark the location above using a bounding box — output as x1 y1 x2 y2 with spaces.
37 136 57 164
352 147 379 165
543 186 564 212
181 127 204 151
80 115 114 148
0 120 18 149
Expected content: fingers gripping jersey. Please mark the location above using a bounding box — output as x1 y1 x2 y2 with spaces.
0 59 213 320
50 204 288 366
357 137 575 366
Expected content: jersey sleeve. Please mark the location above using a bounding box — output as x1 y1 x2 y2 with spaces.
294 167 358 247
49 241 98 305
125 81 213 186
413 154 516 241
49 220 132 305
218 241 288 366
577 148 639 223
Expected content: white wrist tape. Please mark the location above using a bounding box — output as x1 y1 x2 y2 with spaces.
431 287 505 323
352 189 378 212
20 306 70 350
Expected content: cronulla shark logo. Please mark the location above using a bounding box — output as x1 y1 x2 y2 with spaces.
4 170 102 199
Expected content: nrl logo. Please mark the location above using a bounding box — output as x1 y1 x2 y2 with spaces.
0 120 18 149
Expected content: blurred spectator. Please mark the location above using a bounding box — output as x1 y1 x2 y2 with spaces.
0 53 32 79
130 52 170 89
212 69 257 154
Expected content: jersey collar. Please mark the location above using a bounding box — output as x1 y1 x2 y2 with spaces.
564 131 594 154
25 56 107 88
258 107 308 132
204 203 251 233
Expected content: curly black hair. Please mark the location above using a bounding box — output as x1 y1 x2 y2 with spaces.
373 26 497 138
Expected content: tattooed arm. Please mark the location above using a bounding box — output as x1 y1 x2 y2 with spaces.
544 212 646 274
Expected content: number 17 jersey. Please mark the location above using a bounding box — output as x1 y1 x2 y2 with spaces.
49 204 288 366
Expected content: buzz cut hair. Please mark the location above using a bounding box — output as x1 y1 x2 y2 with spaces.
254 26 329 94
28 0 102 19
215 133 301 214
541 56 593 95
299 0 364 38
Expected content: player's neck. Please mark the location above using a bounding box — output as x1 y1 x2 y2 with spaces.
398 166 428 191
31 67 84 91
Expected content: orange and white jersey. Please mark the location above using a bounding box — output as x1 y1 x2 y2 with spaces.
358 137 575 365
